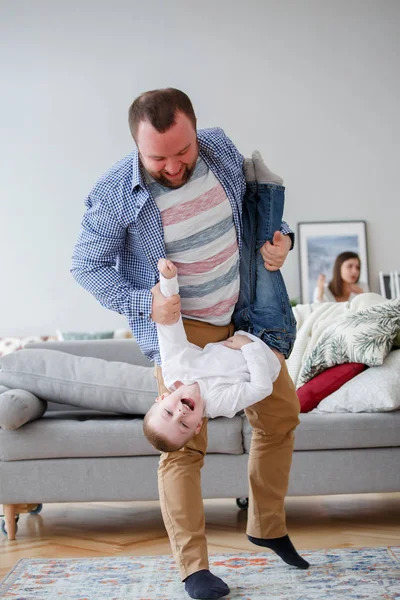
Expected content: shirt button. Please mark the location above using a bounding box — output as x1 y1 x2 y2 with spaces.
139 312 144 317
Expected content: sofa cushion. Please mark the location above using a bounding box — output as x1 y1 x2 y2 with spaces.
297 363 367 413
0 389 47 430
0 349 157 415
0 412 244 461
26 339 152 366
243 411 400 452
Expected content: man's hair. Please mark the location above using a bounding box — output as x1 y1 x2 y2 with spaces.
128 88 197 141
328 251 361 298
143 407 185 453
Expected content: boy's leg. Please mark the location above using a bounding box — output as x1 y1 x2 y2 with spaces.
255 183 285 249
251 179 296 357
251 253 297 357
245 362 309 569
157 319 234 597
233 156 294 356
232 159 258 331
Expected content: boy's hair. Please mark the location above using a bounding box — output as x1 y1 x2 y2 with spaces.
128 88 197 142
143 407 185 453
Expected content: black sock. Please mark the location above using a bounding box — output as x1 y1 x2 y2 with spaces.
184 569 230 599
247 534 310 569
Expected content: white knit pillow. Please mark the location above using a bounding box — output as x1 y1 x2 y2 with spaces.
313 350 400 413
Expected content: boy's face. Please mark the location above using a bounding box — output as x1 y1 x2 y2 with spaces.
151 382 204 447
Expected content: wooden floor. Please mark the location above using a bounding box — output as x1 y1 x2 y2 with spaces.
1 493 400 581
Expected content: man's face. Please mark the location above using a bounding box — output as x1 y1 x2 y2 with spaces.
136 111 198 189
150 382 204 447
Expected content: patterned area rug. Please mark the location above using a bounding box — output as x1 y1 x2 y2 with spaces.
1 547 399 599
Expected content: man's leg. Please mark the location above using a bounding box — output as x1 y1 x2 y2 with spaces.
157 319 234 599
245 362 309 569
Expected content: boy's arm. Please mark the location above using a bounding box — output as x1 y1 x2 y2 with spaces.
157 273 191 365
206 341 281 418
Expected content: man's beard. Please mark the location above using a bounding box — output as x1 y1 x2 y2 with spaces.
149 160 197 189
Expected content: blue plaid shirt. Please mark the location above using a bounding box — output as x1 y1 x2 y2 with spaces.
71 128 293 363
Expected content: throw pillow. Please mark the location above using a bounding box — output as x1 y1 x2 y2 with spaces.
312 349 400 413
0 349 158 414
56 330 115 341
298 298 400 387
0 389 47 430
297 363 367 413
0 335 56 357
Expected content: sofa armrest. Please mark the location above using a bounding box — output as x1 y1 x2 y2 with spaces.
26 339 153 367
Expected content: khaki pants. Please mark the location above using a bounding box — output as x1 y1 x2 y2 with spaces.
155 318 300 580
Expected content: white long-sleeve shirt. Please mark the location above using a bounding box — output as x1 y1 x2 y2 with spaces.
157 274 281 419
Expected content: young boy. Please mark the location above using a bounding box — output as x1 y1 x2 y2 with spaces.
143 153 296 452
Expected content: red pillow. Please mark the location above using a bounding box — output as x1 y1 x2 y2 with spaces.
297 363 367 413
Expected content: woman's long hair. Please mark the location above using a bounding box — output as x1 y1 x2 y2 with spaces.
328 251 361 298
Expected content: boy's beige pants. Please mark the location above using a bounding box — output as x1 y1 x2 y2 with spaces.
155 318 300 580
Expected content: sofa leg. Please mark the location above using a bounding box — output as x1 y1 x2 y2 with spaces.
3 504 17 540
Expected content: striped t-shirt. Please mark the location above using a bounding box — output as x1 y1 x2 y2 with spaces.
145 157 240 326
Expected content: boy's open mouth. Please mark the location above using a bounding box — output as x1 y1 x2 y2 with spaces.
181 398 195 411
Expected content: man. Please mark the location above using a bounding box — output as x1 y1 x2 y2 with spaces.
71 88 308 600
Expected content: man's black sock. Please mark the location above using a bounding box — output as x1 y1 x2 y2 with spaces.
184 569 230 599
247 534 310 569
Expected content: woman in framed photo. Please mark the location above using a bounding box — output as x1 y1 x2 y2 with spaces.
313 251 369 303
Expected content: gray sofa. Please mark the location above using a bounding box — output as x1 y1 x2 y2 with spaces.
1 339 400 540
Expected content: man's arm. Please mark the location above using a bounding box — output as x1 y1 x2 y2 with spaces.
71 193 153 320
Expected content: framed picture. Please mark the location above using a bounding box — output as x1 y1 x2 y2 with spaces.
298 220 369 303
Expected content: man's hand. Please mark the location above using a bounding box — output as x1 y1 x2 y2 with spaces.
151 282 181 324
222 334 253 350
260 231 291 271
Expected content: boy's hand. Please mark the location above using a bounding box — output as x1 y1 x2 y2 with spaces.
222 334 253 350
260 231 291 271
158 258 177 279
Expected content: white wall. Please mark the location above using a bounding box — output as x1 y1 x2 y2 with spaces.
1 0 399 335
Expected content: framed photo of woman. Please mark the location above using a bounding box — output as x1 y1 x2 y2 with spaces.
298 220 369 303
